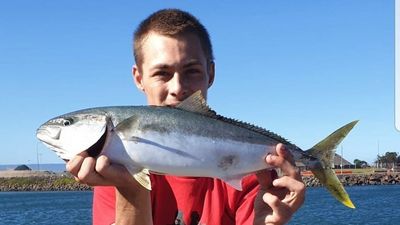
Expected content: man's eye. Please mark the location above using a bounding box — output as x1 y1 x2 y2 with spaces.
184 68 203 77
186 69 200 74
154 71 171 77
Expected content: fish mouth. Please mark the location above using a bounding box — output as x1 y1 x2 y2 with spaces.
86 126 107 158
36 127 61 143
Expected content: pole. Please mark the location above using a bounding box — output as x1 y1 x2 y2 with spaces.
378 140 380 168
36 141 40 171
341 145 343 174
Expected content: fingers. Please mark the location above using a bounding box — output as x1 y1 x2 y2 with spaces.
256 143 306 224
75 157 111 186
267 144 293 165
66 152 135 187
268 176 305 216
276 143 295 165
266 144 300 180
266 154 298 179
66 151 88 176
262 192 292 224
66 152 113 186
272 176 305 199
96 155 134 187
95 155 111 175
78 156 96 181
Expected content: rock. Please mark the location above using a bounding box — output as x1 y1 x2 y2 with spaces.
0 174 92 192
14 165 31 171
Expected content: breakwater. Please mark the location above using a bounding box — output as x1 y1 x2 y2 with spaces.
1 172 399 191
303 172 400 187
0 174 91 191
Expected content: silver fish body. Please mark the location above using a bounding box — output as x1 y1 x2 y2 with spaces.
36 91 357 208
104 106 298 183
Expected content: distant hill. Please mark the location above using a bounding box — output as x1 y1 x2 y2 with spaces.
0 163 66 172
14 165 32 171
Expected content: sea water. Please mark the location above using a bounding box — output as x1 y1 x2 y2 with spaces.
0 191 92 224
0 185 398 225
290 185 399 225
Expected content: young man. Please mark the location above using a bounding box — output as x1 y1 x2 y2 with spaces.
67 9 305 225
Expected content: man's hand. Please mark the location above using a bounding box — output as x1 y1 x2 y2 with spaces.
66 151 132 187
66 152 152 225
254 144 305 225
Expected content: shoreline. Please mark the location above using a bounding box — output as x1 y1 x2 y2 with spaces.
303 172 400 187
0 171 91 192
0 171 399 192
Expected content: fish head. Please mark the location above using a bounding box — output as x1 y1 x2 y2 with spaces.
36 111 109 161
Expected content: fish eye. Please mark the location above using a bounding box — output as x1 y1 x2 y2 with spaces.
62 118 73 126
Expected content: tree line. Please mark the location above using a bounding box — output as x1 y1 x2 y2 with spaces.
374 152 399 169
353 152 400 169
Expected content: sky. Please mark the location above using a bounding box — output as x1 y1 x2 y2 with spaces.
0 1 396 166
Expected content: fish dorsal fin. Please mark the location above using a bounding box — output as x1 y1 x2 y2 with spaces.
177 91 293 146
176 90 217 118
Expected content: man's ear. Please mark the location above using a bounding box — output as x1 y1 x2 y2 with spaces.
207 61 215 88
132 65 145 92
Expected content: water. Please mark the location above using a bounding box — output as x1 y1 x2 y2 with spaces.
0 191 92 225
0 186 398 224
290 185 399 225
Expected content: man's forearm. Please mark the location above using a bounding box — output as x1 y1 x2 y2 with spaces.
115 185 152 225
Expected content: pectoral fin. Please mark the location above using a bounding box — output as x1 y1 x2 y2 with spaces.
126 166 151 190
114 116 139 140
220 174 244 191
133 169 151 190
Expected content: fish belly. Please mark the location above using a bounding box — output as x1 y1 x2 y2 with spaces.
119 131 274 178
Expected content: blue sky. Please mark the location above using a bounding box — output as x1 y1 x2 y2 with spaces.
0 1 395 166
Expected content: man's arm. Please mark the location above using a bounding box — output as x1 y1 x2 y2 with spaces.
116 179 152 225
66 153 152 225
254 144 306 225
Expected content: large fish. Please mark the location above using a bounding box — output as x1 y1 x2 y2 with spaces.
36 91 357 208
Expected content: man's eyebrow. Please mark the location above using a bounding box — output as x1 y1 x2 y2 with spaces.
150 60 203 70
151 64 170 70
182 60 203 68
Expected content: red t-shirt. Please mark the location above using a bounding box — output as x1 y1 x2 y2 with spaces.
93 174 260 225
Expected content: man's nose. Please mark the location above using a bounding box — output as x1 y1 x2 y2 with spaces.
169 73 188 100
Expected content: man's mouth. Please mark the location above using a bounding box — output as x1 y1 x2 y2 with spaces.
166 102 181 107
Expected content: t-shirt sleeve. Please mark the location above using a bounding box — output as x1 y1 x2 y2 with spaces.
92 186 116 225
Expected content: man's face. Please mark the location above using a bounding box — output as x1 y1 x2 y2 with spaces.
133 32 214 106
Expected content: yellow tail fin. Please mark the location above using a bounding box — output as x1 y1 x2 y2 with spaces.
306 120 358 208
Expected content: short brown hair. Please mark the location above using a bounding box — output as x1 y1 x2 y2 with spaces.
133 9 214 67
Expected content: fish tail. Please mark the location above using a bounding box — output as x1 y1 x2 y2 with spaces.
305 120 359 209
